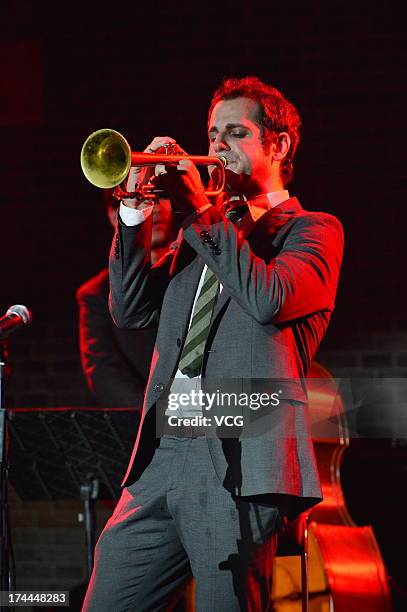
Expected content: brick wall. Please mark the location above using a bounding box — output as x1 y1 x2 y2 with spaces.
6 319 91 409
9 485 111 594
319 332 407 378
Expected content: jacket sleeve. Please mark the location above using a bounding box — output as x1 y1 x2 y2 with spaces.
108 213 176 329
76 285 146 408
182 207 344 325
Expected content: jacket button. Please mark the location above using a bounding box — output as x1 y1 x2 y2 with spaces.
153 383 164 392
176 338 182 347
200 230 209 238
214 248 222 255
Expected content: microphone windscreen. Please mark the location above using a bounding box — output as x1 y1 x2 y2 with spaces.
6 304 32 325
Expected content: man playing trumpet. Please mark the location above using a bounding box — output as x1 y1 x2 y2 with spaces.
83 76 344 611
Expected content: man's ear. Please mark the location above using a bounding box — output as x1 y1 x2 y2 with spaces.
272 132 291 162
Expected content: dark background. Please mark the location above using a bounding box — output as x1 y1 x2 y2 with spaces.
1 0 405 337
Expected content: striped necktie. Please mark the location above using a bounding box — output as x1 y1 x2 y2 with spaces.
178 201 248 378
178 266 219 377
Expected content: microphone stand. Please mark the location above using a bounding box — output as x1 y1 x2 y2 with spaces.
0 338 15 604
79 474 99 580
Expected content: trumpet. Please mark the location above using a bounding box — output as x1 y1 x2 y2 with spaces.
80 129 227 201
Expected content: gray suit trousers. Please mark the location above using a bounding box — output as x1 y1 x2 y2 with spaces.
82 435 292 612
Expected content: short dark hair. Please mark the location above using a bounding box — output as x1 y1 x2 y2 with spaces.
208 76 301 185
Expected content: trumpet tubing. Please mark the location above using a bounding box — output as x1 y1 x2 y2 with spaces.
80 129 226 198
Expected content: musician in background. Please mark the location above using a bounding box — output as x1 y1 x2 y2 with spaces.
76 190 177 408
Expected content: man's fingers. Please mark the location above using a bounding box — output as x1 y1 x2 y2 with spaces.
177 159 191 174
154 163 168 176
144 137 177 153
172 144 188 156
154 161 191 177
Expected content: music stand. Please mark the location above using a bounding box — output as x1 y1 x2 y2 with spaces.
0 339 15 599
7 407 140 580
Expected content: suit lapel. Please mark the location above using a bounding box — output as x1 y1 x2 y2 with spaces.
248 196 302 241
181 257 205 327
212 286 231 320
169 229 197 277
171 245 205 339
211 197 303 322
171 197 302 333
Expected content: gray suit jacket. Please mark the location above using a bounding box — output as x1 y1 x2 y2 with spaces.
109 197 344 515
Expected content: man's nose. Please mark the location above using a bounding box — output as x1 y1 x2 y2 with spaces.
212 135 230 152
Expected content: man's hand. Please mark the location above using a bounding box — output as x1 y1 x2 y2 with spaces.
123 136 178 209
151 158 210 216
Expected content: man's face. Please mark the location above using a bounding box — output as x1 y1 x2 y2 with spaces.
207 97 274 193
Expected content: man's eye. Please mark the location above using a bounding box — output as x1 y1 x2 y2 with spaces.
230 131 246 138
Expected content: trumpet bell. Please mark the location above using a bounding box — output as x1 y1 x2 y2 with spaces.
80 128 131 188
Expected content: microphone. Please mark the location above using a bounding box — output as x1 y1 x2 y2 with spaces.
0 305 33 339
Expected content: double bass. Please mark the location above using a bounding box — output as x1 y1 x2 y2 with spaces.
271 362 392 611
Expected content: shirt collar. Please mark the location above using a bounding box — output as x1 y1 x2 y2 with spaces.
232 190 289 236
247 190 290 221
